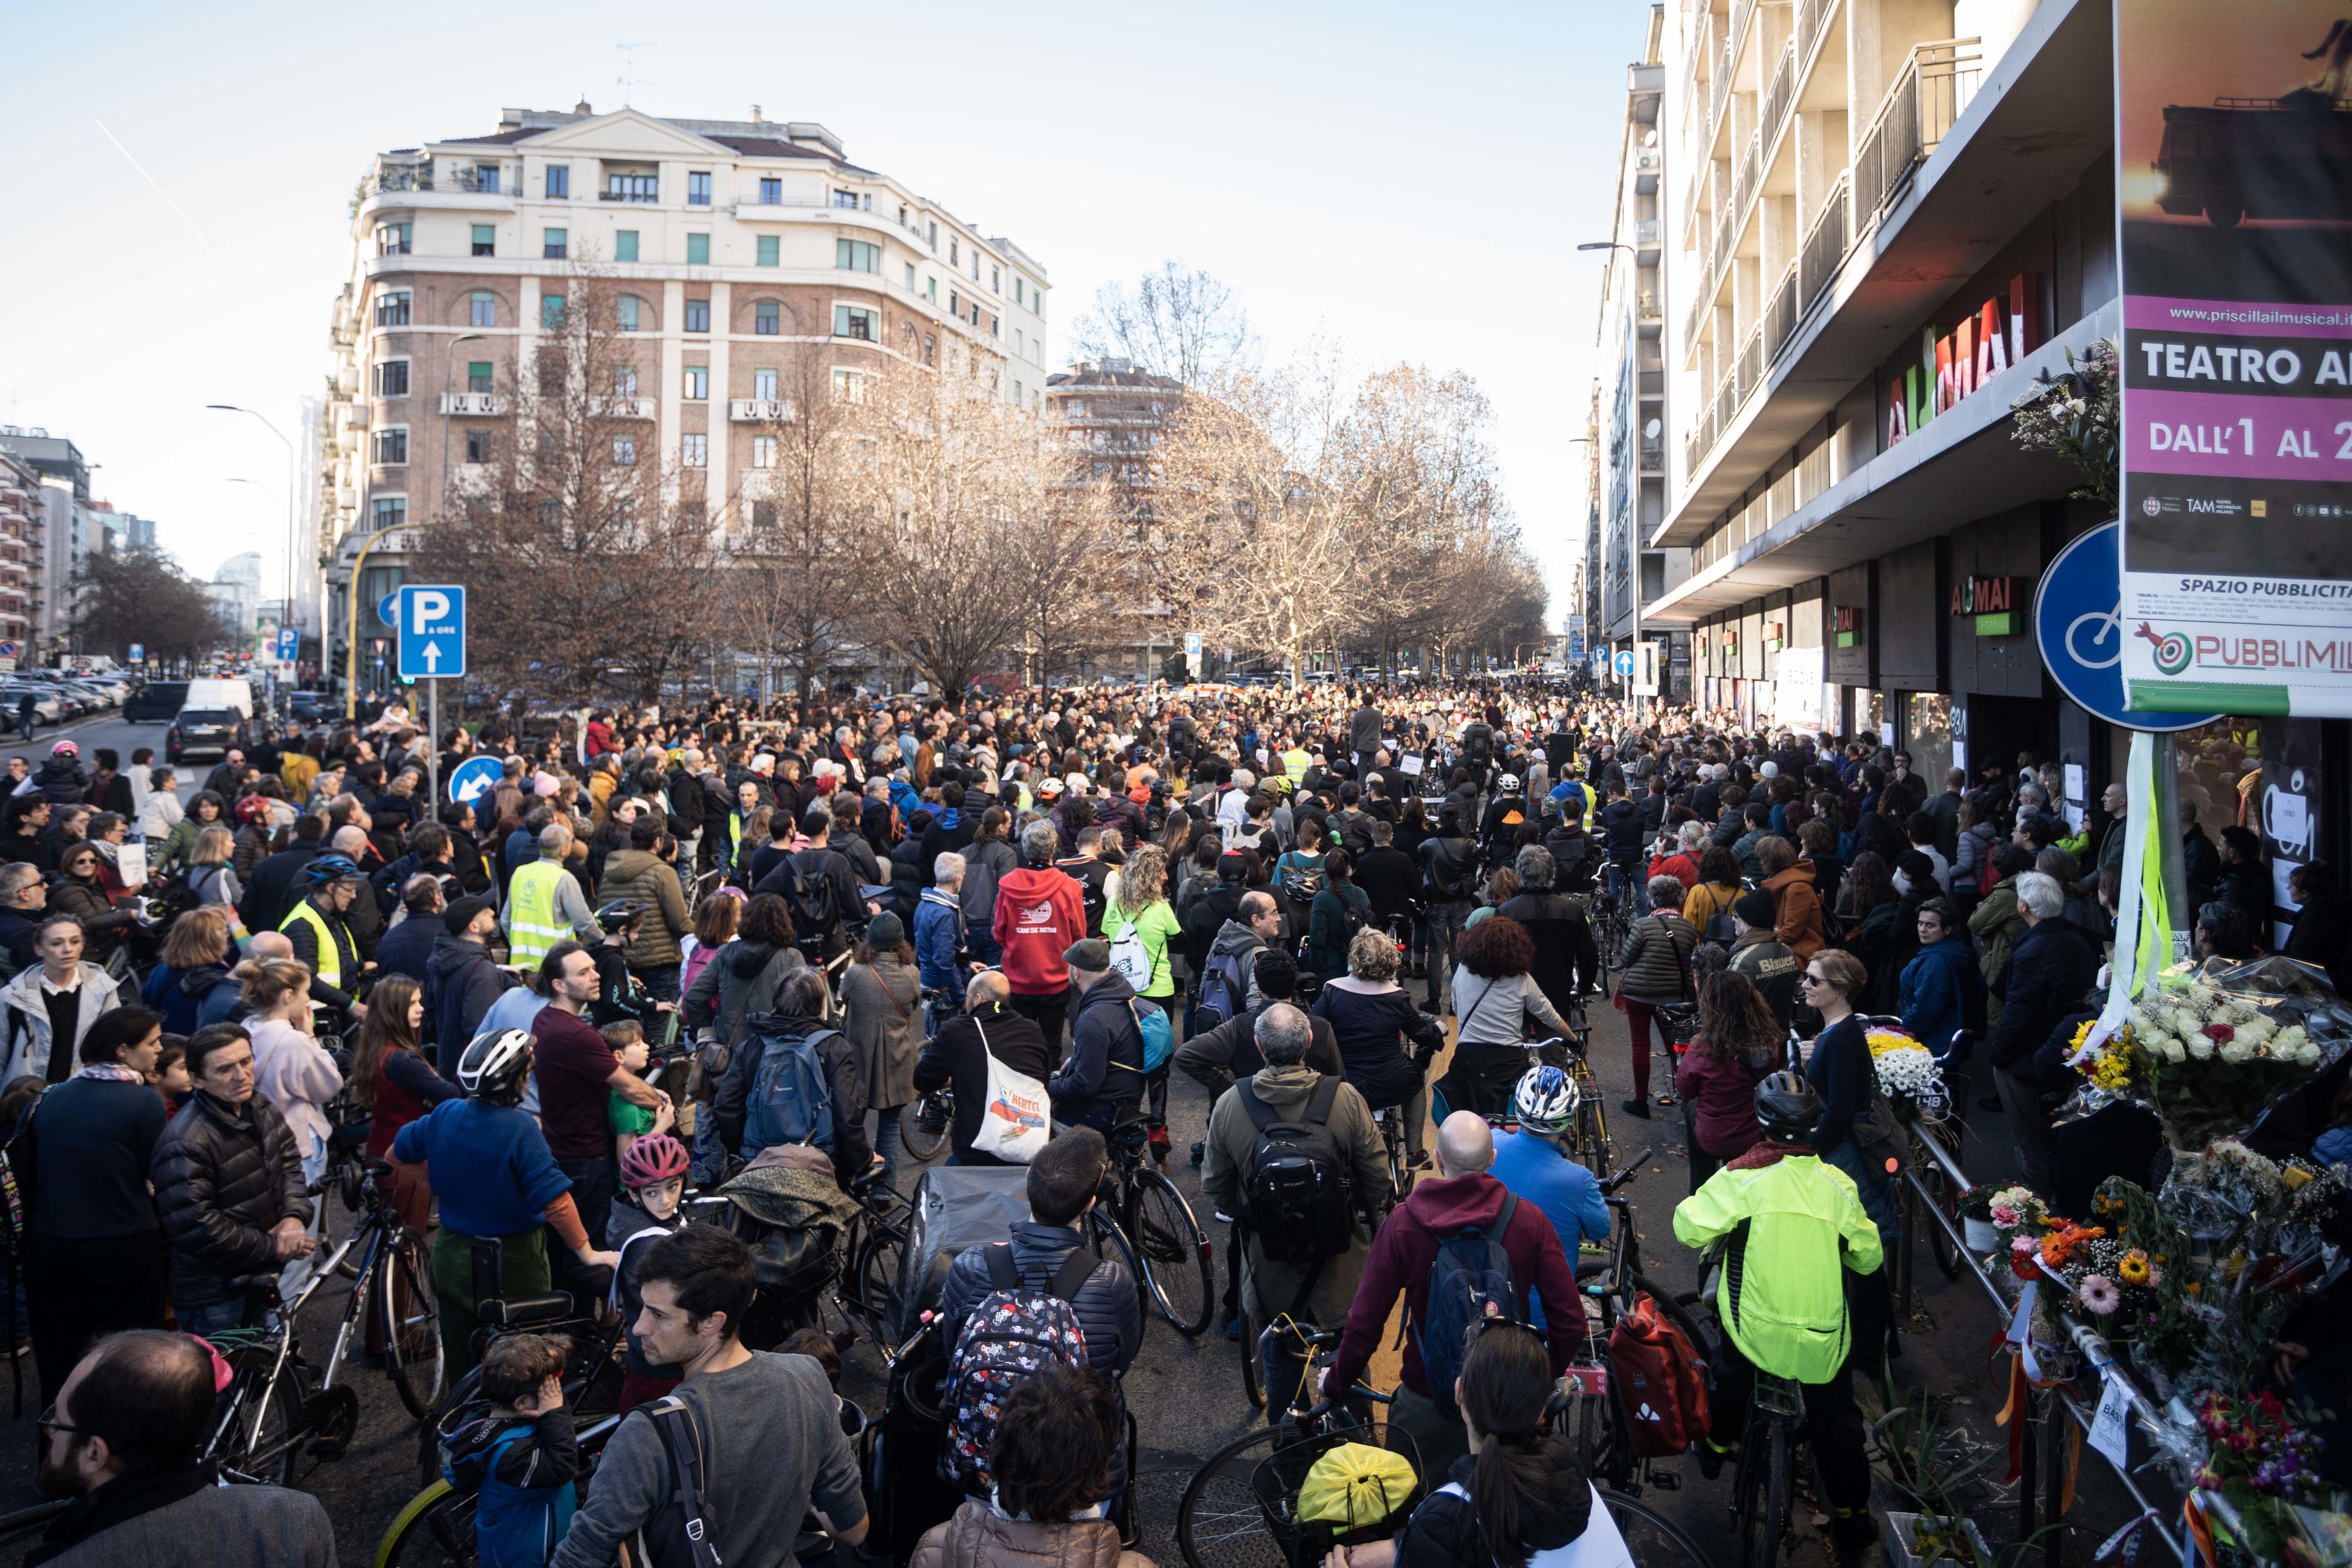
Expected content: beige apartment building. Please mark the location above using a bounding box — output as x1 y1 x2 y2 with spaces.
320 101 1050 682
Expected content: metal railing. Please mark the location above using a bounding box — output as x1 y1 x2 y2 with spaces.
727 398 796 422
1737 324 1763 399
437 393 507 416
1799 171 1850 312
1732 129 1763 221
1854 39 1980 220
1765 264 1800 361
1763 39 1797 155
1686 286 1713 352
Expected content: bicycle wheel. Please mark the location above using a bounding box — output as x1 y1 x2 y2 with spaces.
219 1357 306 1486
1604 1491 1714 1568
1132 1172 1214 1337
1085 1210 1152 1338
1239 1306 1265 1410
375 1480 479 1568
1738 1417 1794 1568
1174 1425 1290 1568
381 1229 446 1418
1572 1083 1612 1181
899 1098 950 1163
853 1216 908 1338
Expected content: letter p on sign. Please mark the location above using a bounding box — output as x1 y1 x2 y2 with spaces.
410 590 451 635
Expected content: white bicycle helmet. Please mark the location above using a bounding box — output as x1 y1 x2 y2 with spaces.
1513 1063 1581 1135
458 1028 535 1104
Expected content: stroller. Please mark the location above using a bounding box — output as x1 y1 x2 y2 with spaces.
716 1145 861 1349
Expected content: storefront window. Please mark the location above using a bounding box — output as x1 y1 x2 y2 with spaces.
1862 690 1886 746
1905 693 1953 786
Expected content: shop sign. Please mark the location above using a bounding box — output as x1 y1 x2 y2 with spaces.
1951 575 2024 636
1889 275 2043 444
2114 0 2352 718
1764 619 1784 654
1832 605 1865 648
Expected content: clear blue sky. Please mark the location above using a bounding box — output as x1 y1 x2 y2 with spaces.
0 0 1641 615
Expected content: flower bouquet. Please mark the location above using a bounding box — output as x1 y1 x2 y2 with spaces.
2070 971 2331 1149
2194 1389 2327 1562
1867 1025 1948 1122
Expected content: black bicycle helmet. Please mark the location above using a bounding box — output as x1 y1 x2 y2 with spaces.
593 898 647 929
1754 1071 1821 1143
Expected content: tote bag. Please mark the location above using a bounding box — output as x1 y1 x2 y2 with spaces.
968 1017 1051 1163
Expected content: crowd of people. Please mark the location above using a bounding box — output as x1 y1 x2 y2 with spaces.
5 674 2333 1568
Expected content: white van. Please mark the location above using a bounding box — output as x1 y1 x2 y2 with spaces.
181 678 254 719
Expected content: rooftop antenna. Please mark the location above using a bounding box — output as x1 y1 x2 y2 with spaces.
615 43 652 108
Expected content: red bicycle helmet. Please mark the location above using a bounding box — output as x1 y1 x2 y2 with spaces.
235 795 273 825
619 1133 691 1188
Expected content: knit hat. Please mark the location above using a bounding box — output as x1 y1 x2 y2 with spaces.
443 894 494 935
532 773 562 797
1734 890 1777 928
866 911 906 948
1064 937 1111 973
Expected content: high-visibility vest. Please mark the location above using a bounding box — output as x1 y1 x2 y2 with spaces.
278 899 346 992
507 859 570 969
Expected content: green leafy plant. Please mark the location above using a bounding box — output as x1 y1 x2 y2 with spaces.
2009 338 2119 512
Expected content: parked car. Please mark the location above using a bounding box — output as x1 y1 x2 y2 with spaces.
288 690 330 721
0 687 62 724
124 681 191 723
165 708 249 763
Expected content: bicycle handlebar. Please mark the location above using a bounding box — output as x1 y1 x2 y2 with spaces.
1598 1144 1658 1195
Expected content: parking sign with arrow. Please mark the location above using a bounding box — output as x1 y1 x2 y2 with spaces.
395 585 466 680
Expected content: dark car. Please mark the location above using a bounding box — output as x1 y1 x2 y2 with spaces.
166 708 248 763
125 681 191 723
288 690 330 721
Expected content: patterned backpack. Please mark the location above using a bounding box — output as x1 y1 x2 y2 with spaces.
938 1244 1095 1491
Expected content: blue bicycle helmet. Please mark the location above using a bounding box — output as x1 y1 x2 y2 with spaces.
304 853 363 886
1513 1063 1581 1135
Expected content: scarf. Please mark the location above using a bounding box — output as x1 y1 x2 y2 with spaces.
75 1063 146 1084
1728 1138 1811 1171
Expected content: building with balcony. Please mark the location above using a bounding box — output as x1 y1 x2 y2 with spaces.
0 452 43 648
1590 8 1692 697
320 100 1051 692
1043 358 1180 676
0 428 94 655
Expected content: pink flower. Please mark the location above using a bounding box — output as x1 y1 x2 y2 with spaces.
1990 1205 2021 1228
2079 1275 2120 1315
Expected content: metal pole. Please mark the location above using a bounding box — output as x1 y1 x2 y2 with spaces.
2152 732 2189 953
427 678 439 808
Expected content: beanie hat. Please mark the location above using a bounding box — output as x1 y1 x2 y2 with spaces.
1734 890 1777 928
865 911 906 948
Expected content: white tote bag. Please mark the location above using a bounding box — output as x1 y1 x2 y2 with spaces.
968 1017 1051 1163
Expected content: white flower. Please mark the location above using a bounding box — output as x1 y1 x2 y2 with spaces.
2173 1008 2206 1037
2219 1042 2253 1065
2277 1025 2310 1054
2188 1034 2215 1060
2298 1042 2323 1066
2160 1038 2188 1063
2236 1015 2277 1046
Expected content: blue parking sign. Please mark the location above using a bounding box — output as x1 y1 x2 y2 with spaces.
395 585 466 680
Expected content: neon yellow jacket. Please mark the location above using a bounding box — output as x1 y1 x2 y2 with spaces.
1673 1152 1882 1383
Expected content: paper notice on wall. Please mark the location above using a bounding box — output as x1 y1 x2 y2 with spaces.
1881 722 1896 747
2064 763 2086 805
2067 804 2087 834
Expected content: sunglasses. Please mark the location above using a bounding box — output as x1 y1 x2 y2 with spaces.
1800 973 1827 988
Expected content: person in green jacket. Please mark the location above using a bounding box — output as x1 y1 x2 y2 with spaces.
1675 1071 1880 1555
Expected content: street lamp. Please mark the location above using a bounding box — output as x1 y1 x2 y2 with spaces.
206 405 297 656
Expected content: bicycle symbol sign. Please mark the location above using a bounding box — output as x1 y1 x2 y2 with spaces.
2033 523 2214 732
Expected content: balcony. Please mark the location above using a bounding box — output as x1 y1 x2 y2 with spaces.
356 165 516 216
1636 291 1663 339
728 398 796 422
1635 145 1661 195
1797 174 1850 315
438 393 507 416
1854 39 1981 220
1632 218 1662 263
588 396 656 420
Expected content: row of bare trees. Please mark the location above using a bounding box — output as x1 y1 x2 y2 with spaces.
413 266 1543 703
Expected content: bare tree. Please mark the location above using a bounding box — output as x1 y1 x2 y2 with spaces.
1071 261 1257 392
72 547 233 663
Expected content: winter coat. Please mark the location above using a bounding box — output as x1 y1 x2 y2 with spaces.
910 1503 1150 1568
913 887 967 993
959 835 1019 933
1310 980 1444 1113
1676 1044 1774 1159
1729 930 1800 1031
150 1089 312 1308
425 932 512 1057
0 962 123 1083
993 865 1087 998
1762 862 1827 959
935 1218 1144 1379
141 961 235 1039
712 1006 871 1178
912 1002 1058 1165
1616 910 1699 1004
1393 1445 1594 1568
601 848 690 971
32 756 86 806
1201 1063 1389 1321
1955 821 1999 895
1899 935 1985 1058
840 952 923 1110
889 836 927 922
2287 892 2352 994
375 911 440 987
1599 798 1646 861
1987 916 2099 1077
50 875 135 946
1050 974 1147 1133
1968 880 2026 1030
681 940 806 1060
1494 891 1600 1010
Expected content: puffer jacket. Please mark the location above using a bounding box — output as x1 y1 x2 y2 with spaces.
150 1089 313 1308
1616 909 1699 1004
1762 862 1827 959
600 848 690 970
32 755 86 806
910 1500 1151 1568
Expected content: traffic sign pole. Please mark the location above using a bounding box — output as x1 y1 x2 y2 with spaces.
427 678 439 808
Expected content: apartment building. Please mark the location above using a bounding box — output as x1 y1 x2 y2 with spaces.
320 101 1051 680
1590 7 1692 698
1044 358 1180 676
0 451 42 650
0 428 95 655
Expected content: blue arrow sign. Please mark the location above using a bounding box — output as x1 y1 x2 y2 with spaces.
447 755 503 808
377 592 399 630
1614 649 1634 677
2034 523 2216 733
276 628 300 662
395 584 466 680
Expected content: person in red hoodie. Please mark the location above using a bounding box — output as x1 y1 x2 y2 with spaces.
993 820 1088 1050
1320 1110 1581 1482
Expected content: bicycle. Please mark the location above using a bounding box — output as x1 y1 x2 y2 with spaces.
1099 1116 1214 1337
1903 1023 1971 1283
1730 1367 1809 1568
901 1085 954 1164
838 1158 916 1340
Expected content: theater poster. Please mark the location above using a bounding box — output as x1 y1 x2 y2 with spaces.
2117 0 2352 717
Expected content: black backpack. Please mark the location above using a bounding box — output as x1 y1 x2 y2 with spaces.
785 850 840 936
1195 947 1251 1032
1236 1076 1355 1276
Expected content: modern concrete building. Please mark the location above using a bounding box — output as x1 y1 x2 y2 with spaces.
0 452 42 649
320 101 1051 689
0 429 94 656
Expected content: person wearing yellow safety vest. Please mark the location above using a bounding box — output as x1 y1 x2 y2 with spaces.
726 778 763 890
503 823 605 975
1673 1071 1880 1556
278 854 373 1023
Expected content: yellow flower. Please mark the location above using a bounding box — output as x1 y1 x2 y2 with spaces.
2120 1250 2150 1285
2283 1167 2314 1192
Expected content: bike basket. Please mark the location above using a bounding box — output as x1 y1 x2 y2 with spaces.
1250 1425 1424 1566
1755 1373 1806 1419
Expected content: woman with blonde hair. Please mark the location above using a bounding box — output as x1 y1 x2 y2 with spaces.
1105 842 1181 1147
237 957 344 1205
140 905 238 1035
1311 925 1446 1167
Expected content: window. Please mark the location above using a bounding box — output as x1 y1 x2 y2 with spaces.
927 277 937 302
1035 292 1043 318
373 428 408 465
836 239 879 273
759 177 781 204
754 369 779 400
924 335 935 366
686 233 709 266
612 437 636 465
687 171 712 206
467 361 493 393
833 305 878 342
374 360 410 397
470 291 496 327
540 293 566 328
1013 380 1023 404
465 429 493 464
989 314 998 338
684 299 710 333
1015 278 1024 305
615 230 639 262
752 434 777 468
1015 329 1023 356
374 290 410 327
376 222 411 256
371 497 406 530
681 433 707 468
950 290 961 317
545 164 569 198
615 295 640 331
754 301 780 335
752 501 777 530
683 366 708 401
613 366 638 396
607 173 656 202
473 164 501 194
757 235 779 267
831 188 861 208
831 368 865 401
471 224 495 257
991 266 1000 292
928 221 938 248
950 240 959 265
543 227 567 260
905 262 916 289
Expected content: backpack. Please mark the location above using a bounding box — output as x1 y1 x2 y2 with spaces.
1413 1191 1523 1417
939 1244 1096 1491
1194 948 1251 1032
784 851 840 937
1106 916 1155 993
1331 885 1371 945
1131 998 1174 1074
959 844 1002 924
741 1024 839 1156
1236 1076 1355 1279
1608 1290 1712 1457
1278 853 1326 909
634 1396 726 1568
